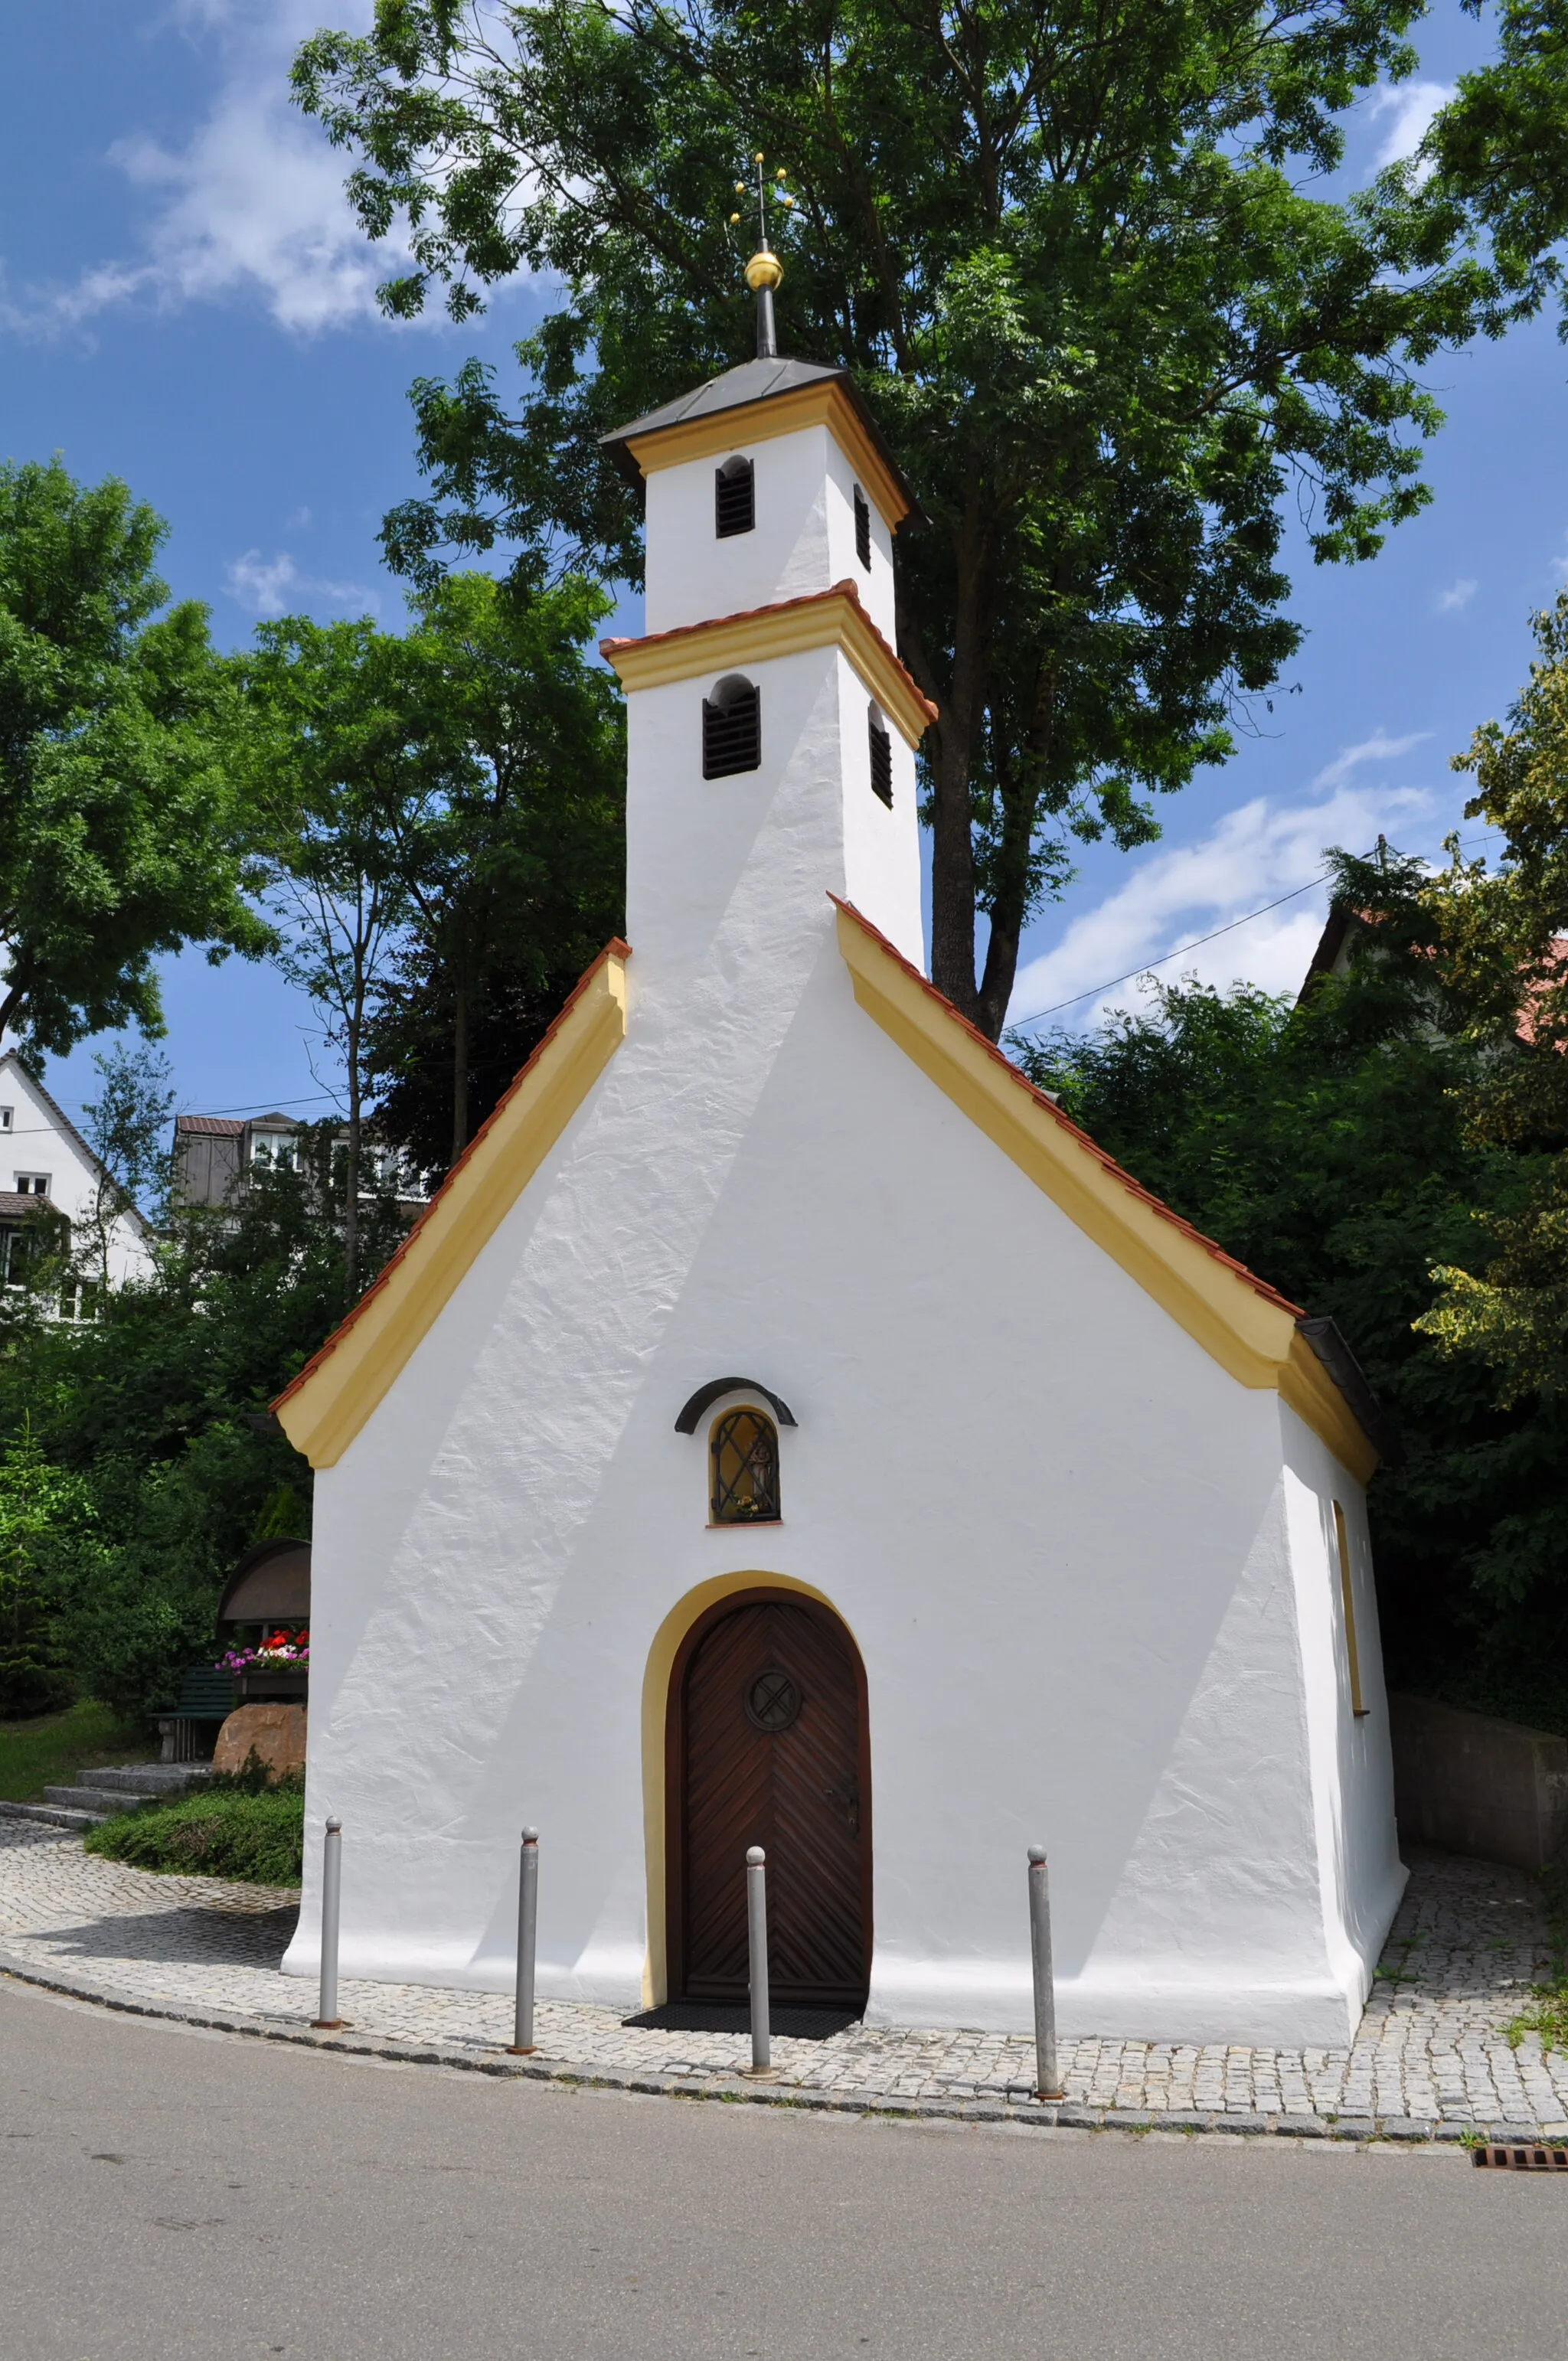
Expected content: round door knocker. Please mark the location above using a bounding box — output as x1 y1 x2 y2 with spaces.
745 1666 802 1733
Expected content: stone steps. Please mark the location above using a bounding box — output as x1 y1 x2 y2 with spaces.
0 1798 106 1832
1 1759 213 1834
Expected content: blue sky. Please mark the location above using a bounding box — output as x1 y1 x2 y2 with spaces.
3 1 1565 1134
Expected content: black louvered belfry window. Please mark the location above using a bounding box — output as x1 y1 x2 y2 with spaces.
854 485 872 570
715 455 755 537
703 677 761 778
868 709 893 807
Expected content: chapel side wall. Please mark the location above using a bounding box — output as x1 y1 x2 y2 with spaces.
1277 1408 1406 1996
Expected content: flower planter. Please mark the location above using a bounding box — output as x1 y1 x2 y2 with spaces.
236 1667 309 1703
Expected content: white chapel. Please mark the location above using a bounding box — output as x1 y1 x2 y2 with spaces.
275 254 1403 2047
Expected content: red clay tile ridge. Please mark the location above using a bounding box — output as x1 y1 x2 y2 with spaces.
599 580 940 727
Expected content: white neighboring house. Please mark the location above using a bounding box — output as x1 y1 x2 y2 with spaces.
271 318 1404 2049
0 1050 155 1308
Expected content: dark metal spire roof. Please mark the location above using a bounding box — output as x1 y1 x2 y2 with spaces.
599 356 921 523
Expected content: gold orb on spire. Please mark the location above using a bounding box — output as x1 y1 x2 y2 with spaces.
744 247 783 292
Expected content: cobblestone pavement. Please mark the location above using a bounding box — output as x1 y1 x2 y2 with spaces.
2 1817 1565 2135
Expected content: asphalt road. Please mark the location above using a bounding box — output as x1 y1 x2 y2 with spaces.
3 1978 1565 2361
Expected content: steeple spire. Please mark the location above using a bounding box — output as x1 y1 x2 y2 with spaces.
730 152 792 359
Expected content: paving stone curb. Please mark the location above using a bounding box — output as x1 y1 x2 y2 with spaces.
0 1942 1505 2148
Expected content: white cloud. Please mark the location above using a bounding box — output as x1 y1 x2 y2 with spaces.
1436 577 1478 614
1 1 407 338
226 549 377 618
1006 733 1439 1036
1366 80 1453 175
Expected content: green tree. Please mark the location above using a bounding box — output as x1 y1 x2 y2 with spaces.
236 616 433 1295
295 0 1491 1037
0 459 270 1056
0 1141 410 1720
364 570 625 1166
1015 954 1568 1723
1377 593 1568 1407
0 1420 96 1717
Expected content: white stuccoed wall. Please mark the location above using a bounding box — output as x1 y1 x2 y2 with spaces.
0 1057 151 1288
283 384 1400 2049
626 645 923 979
288 930 1396 2043
642 418 897 640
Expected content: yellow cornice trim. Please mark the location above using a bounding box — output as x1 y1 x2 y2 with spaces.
626 380 912 531
603 586 936 748
273 948 629 1471
1281 1331 1380 1485
834 904 1381 1474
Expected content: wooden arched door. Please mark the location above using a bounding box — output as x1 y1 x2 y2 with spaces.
668 1591 871 2010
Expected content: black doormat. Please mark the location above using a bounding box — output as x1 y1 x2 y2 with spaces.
622 2001 862 2041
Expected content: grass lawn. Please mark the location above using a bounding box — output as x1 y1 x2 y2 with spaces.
0 1699 160 1802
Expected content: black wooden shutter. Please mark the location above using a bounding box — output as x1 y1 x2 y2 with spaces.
715 457 755 538
868 711 893 806
854 485 871 570
703 681 762 777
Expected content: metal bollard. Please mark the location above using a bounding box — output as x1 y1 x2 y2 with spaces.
742 1845 776 2078
1027 1844 1063 2099
508 1827 540 2056
313 1817 344 2030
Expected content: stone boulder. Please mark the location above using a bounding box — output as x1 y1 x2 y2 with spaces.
213 1701 307 1781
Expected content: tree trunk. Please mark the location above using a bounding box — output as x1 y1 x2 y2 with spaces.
344 1007 362 1302
451 982 469 1165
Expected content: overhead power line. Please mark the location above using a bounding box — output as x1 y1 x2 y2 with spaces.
1007 829 1501 1035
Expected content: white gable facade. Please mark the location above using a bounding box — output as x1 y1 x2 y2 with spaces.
276 350 1403 2048
0 1050 153 1298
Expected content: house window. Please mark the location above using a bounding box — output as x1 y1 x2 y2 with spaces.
250 1132 296 1173
868 707 893 807
1333 1501 1368 1716
715 455 755 538
854 485 871 570
710 1408 781 1523
14 1174 50 1197
0 1107 11 1132
702 675 761 779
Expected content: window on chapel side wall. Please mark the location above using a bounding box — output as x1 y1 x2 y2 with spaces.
710 1408 780 1523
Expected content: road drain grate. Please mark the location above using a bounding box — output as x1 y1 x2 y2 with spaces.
1474 2144 1568 2171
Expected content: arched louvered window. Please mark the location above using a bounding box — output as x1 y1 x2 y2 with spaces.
710 1407 781 1523
715 455 755 538
703 675 761 779
854 485 872 570
868 706 893 807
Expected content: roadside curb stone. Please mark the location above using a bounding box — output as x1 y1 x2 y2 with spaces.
1 1821 1562 2147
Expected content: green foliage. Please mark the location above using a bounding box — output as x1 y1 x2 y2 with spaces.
0 458 271 1057
234 572 623 1180
0 1151 406 1721
360 570 625 1166
1399 593 1568 1406
87 1778 305 1887
293 0 1495 1033
0 1697 157 1802
1014 949 1568 1702
0 1420 98 1716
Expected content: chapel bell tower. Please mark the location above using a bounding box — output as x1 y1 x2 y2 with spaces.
599 207 932 987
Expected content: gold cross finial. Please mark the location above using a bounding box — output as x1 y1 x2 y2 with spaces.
728 152 794 291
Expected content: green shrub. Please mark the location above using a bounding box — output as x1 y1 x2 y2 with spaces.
87 1781 304 1887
